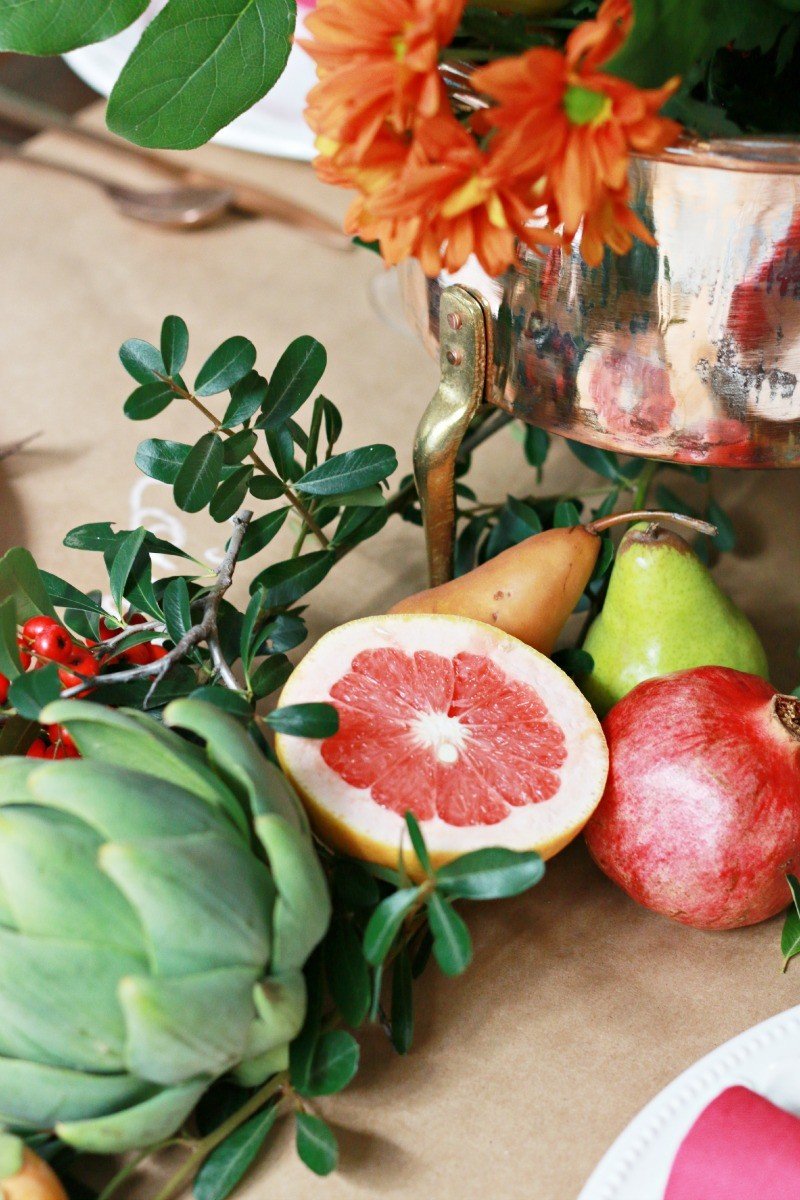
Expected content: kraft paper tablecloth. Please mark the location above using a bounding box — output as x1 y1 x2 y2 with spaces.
1 106 799 1200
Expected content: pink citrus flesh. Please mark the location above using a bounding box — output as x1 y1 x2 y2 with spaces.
275 614 608 878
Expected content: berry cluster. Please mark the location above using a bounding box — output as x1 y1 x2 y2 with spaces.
0 612 167 759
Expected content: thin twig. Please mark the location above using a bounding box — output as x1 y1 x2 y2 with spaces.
59 511 253 702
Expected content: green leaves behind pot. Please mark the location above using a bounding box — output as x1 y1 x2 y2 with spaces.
295 1111 338 1177
0 0 148 54
782 874 800 971
107 0 297 149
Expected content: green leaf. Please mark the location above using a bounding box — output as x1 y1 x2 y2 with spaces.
655 484 696 519
194 1104 278 1200
330 506 389 551
123 381 175 422
265 703 338 738
552 647 594 681
174 433 224 513
160 316 189 377
239 588 265 674
363 888 422 967
320 397 342 449
404 812 432 878
249 472 286 501
331 862 380 910
426 892 472 977
319 485 386 509
209 467 254 524
0 598 21 679
238 509 290 561
255 613 307 656
259 337 327 430
249 654 293 700
296 445 397 496
162 577 192 646
436 848 544 900
222 430 257 466
0 547 58 622
295 1112 337 1177
0 0 149 54
135 439 192 485
189 686 252 719
608 0 758 87
265 427 298 481
324 918 371 1027
222 372 268 429
119 339 165 384
251 551 335 608
109 528 147 615
523 425 550 473
783 875 800 971
107 0 297 150
9 663 62 720
390 947 414 1055
40 573 106 617
553 499 581 528
194 337 257 397
303 1031 359 1097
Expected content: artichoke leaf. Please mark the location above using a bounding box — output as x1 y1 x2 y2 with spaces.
0 809 144 954
231 1043 289 1088
0 758 41 803
40 702 248 837
254 816 330 971
28 761 237 842
0 1133 23 1180
251 970 306 1051
0 929 139 1072
56 1077 208 1153
119 967 257 1085
164 699 308 832
0 1056 154 1127
99 831 274 975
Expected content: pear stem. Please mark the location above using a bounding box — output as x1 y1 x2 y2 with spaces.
585 510 718 538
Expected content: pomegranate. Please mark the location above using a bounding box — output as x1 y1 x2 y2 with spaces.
584 667 800 931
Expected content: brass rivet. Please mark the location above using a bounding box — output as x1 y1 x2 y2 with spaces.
446 349 463 366
447 312 462 331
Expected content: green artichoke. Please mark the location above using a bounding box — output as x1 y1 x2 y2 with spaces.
0 698 330 1153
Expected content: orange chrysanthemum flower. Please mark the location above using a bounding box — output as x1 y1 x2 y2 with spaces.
367 115 560 278
299 0 465 157
473 0 680 265
567 0 632 73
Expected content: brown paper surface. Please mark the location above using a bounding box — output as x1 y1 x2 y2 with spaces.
1 106 799 1200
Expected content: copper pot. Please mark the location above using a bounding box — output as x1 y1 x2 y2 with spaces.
400 138 800 468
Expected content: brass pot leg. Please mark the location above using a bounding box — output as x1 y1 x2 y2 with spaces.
413 286 491 587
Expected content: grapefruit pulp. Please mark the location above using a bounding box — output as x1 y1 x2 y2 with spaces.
276 615 608 877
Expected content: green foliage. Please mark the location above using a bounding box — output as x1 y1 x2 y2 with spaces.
0 0 148 54
106 0 297 150
782 875 800 970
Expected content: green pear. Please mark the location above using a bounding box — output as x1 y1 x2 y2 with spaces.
581 523 769 717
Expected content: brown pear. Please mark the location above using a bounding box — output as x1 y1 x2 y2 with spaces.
390 511 715 656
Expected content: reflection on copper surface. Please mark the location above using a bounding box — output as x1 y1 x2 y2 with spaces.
399 138 800 468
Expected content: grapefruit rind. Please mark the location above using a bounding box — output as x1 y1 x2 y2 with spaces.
275 614 609 878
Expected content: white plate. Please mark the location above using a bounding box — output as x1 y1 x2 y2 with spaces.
65 1 317 161
578 1005 800 1200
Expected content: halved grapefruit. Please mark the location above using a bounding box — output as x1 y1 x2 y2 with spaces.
275 614 608 878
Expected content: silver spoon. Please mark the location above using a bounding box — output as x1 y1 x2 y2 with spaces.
0 144 235 229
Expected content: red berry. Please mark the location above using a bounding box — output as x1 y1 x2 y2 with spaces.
0 674 9 705
98 618 120 642
119 643 156 666
127 612 149 626
16 641 32 671
46 724 79 757
26 738 48 758
20 615 60 645
33 625 74 665
149 644 169 661
58 649 99 691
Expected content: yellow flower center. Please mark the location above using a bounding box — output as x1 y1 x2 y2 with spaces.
564 85 612 127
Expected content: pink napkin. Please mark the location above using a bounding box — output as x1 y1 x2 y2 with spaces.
664 1086 800 1199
